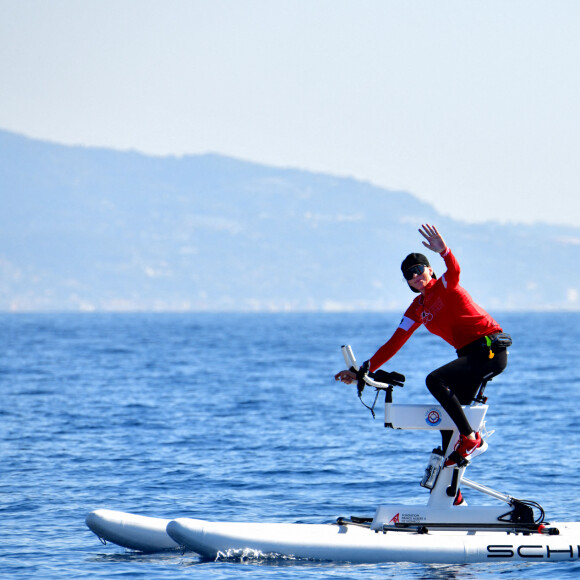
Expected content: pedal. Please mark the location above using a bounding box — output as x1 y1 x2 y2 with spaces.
444 451 470 469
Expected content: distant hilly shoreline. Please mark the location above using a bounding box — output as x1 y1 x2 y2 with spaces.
1 129 579 312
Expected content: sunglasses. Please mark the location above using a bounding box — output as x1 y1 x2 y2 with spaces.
403 264 426 280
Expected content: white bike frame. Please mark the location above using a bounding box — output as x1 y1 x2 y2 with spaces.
341 345 524 531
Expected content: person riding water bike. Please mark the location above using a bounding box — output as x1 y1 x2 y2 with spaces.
335 224 509 472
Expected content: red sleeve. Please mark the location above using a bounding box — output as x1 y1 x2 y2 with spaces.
441 248 460 289
368 312 421 372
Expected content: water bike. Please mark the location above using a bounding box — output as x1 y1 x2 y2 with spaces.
86 346 580 563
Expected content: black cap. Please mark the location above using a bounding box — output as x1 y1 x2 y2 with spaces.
401 253 430 273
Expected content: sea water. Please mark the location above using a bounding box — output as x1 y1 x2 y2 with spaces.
1 312 579 579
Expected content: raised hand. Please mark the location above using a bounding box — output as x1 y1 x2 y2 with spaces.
419 224 448 254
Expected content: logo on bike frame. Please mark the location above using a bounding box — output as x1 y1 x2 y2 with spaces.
425 409 442 426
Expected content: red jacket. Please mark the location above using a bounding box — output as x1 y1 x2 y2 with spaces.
369 248 502 372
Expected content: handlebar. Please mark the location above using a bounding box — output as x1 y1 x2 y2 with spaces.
341 345 405 390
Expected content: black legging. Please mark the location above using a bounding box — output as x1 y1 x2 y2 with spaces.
425 347 508 453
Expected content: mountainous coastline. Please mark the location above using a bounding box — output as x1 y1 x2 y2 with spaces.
1 129 579 312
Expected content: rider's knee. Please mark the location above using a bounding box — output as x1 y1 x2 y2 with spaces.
425 371 444 396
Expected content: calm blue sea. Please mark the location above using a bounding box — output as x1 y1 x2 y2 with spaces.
1 312 579 579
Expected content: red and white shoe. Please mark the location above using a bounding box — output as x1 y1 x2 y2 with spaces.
453 489 468 506
445 432 488 467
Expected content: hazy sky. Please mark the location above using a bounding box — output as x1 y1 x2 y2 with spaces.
2 0 579 226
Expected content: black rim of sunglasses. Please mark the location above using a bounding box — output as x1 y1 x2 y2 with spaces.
403 264 426 280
